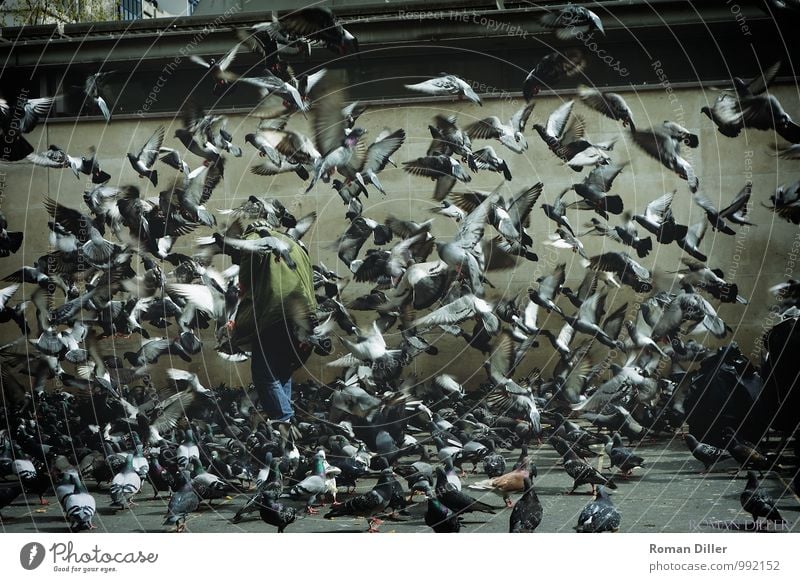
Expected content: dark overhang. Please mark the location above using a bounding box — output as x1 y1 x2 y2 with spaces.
0 1 796 118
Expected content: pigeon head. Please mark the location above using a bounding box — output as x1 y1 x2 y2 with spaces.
344 127 367 146
596 485 614 499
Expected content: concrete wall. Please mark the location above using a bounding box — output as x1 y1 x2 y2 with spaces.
1 84 798 393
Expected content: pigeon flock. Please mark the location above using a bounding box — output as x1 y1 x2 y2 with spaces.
0 5 798 534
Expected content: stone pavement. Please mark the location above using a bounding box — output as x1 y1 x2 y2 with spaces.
1 439 798 534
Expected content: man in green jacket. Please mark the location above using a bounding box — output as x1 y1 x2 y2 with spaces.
232 227 317 426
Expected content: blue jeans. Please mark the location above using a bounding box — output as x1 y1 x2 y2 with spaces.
251 337 294 422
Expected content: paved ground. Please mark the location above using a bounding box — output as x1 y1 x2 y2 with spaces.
1 439 798 534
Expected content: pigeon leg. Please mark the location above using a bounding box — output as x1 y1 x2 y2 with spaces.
367 517 383 532
39 495 49 505
305 506 319 515
504 496 513 508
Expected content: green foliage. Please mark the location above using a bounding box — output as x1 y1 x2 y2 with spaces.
1 0 119 26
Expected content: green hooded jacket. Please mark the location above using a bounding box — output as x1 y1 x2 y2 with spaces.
231 230 317 348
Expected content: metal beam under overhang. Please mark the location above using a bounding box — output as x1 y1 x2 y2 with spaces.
0 1 779 69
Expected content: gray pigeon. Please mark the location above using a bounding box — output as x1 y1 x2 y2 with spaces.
575 486 621 532
63 473 97 531
740 471 785 525
110 454 141 509
127 126 164 187
632 121 699 192
282 451 328 513
578 85 635 131
405 74 482 105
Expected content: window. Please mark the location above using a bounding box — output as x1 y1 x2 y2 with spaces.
120 0 142 20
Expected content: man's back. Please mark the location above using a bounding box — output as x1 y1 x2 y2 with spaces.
232 230 317 347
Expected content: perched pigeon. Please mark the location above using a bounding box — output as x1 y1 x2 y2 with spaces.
562 448 617 495
604 434 645 477
723 428 772 474
258 492 298 533
324 488 388 532
470 462 537 507
163 470 200 533
575 486 621 532
110 454 142 509
282 451 328 513
62 473 97 532
509 472 543 533
425 496 463 533
684 433 730 473
740 471 785 525
435 467 497 516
